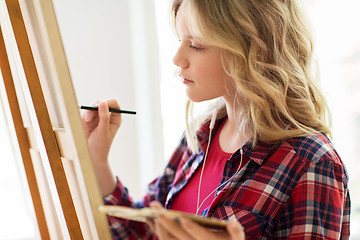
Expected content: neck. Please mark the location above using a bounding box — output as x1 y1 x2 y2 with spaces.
218 97 251 152
225 101 238 130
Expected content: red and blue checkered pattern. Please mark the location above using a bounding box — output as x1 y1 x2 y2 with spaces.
104 118 350 239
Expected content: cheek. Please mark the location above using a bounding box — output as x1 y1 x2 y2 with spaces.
201 63 228 88
197 58 226 80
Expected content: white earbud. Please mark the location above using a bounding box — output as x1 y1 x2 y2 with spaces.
209 106 218 130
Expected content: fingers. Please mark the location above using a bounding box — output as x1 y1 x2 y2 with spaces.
106 98 121 109
83 109 95 122
97 101 111 129
150 201 163 209
155 217 176 240
179 217 209 239
97 99 121 125
146 219 156 233
179 217 226 240
81 99 100 122
148 202 188 239
148 202 211 240
147 202 245 240
158 215 194 240
81 101 97 124
181 218 245 240
227 221 245 240
81 99 122 128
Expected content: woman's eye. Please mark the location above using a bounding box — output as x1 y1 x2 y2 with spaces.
189 45 204 51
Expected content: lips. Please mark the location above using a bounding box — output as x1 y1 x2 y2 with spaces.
183 78 194 84
179 74 194 84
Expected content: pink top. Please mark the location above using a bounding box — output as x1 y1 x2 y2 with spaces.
171 120 233 214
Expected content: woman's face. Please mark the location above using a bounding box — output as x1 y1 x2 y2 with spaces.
173 4 231 102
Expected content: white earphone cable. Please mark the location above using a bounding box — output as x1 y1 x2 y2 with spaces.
195 94 244 215
196 106 216 215
196 149 243 215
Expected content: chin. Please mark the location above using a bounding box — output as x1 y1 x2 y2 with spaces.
186 94 218 103
185 89 224 103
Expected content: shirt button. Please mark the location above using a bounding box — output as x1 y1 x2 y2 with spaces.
226 161 233 168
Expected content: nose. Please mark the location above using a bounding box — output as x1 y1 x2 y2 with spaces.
172 44 189 69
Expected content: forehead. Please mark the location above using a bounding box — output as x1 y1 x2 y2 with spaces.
175 4 189 34
175 3 203 41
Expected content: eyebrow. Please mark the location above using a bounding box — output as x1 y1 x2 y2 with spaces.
177 30 204 43
181 35 206 44
178 34 193 40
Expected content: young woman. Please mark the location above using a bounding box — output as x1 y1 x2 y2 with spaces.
82 0 350 239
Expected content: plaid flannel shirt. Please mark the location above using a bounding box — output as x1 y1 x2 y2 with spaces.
104 118 350 239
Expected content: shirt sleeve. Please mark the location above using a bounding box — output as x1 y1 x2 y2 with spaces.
274 158 350 239
103 135 188 240
103 178 153 239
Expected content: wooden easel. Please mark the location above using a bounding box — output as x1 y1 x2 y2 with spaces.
0 0 111 239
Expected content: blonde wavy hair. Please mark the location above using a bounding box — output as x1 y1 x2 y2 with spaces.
171 0 331 153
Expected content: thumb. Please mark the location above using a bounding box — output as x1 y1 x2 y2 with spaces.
150 201 163 209
227 221 245 240
97 101 110 130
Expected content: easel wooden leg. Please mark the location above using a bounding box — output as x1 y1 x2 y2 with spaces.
0 23 50 240
2 0 84 238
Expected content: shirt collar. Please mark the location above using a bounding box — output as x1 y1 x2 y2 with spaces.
196 118 281 165
242 140 281 165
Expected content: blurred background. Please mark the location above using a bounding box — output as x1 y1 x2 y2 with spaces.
0 0 359 238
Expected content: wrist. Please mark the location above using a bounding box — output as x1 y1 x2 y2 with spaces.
90 149 110 166
91 159 116 197
92 158 110 168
